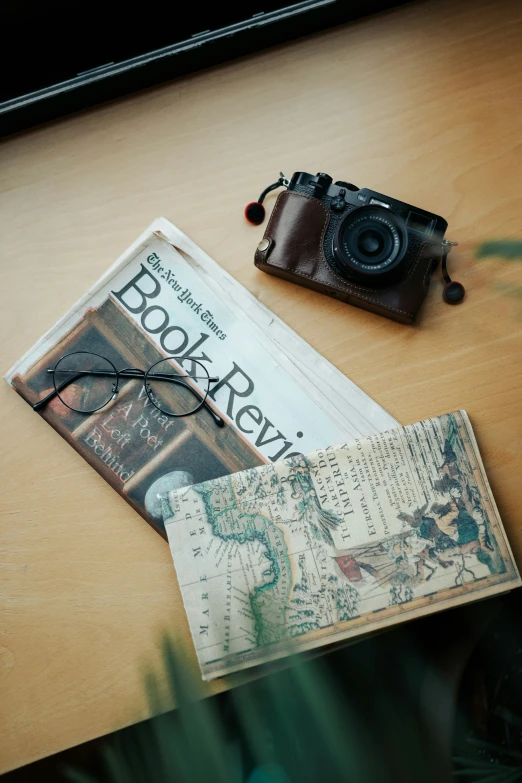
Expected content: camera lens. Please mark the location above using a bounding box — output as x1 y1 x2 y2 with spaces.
332 206 408 278
357 229 386 257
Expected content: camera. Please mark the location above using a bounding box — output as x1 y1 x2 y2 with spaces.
254 171 449 324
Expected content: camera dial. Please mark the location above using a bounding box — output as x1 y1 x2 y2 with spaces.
332 205 408 278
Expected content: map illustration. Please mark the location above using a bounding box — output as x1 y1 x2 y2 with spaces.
162 411 519 680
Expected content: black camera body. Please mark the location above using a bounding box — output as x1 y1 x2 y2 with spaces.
254 171 449 324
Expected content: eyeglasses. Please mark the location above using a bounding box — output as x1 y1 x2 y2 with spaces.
32 351 224 427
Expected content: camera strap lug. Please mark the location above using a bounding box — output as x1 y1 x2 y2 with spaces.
245 173 289 225
440 239 465 304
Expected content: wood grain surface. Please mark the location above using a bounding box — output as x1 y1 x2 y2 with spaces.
1 0 522 771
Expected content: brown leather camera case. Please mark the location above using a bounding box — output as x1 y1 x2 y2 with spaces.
254 190 440 324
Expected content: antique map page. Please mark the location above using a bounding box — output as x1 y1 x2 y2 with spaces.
163 411 520 679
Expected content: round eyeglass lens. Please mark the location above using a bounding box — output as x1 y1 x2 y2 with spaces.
145 358 210 416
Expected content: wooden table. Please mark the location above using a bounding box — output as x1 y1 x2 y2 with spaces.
1 0 522 771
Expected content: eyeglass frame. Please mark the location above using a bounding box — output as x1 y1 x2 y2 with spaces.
32 351 224 427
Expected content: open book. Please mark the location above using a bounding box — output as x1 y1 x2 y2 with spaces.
162 410 520 679
4 218 396 538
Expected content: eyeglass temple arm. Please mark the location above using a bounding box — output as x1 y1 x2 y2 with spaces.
33 371 88 411
201 397 224 427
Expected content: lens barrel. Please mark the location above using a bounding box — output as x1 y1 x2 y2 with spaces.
332 205 408 279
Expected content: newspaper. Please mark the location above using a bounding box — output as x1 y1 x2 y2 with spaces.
4 218 396 538
162 410 520 679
